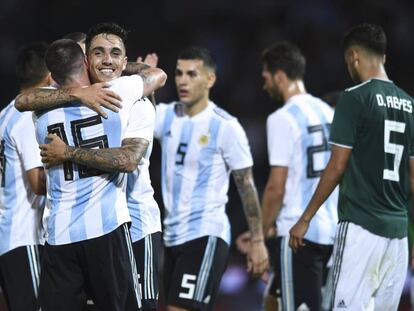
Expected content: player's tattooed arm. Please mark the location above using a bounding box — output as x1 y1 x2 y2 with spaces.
123 62 167 97
40 134 148 173
232 167 264 239
232 166 269 276
15 84 122 118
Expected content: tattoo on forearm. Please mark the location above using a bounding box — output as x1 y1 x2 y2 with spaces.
232 167 264 237
123 62 151 76
66 138 149 173
15 88 74 112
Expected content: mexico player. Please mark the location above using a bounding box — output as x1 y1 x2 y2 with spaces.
0 42 50 311
290 23 414 310
155 47 268 311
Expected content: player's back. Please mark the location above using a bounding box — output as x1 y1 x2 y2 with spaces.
0 100 45 255
34 75 143 245
330 78 414 238
268 94 338 244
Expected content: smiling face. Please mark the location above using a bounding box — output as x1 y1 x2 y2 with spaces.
175 59 215 108
87 33 127 83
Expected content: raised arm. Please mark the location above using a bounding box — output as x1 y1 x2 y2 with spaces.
123 62 167 97
15 83 122 118
40 134 148 173
232 167 269 276
289 145 352 251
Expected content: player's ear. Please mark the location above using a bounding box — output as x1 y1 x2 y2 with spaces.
122 56 128 71
207 71 216 89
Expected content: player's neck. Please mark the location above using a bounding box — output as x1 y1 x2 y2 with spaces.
283 80 307 102
62 74 91 88
185 97 209 117
360 65 389 83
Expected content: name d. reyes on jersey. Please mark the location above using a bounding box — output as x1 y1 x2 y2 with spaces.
376 94 412 113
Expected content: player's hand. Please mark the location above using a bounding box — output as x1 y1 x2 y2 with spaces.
73 82 122 118
39 134 69 168
247 238 269 278
289 218 309 252
136 53 159 68
235 231 251 255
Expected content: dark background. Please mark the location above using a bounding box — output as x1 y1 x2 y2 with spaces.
1 0 414 310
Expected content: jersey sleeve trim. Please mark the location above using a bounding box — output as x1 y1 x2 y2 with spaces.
328 141 353 149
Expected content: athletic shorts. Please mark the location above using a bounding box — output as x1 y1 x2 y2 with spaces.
163 236 229 311
267 236 332 311
0 245 42 311
133 231 161 310
39 223 142 311
331 222 407 310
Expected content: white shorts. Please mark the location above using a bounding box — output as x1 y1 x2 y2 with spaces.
331 222 407 311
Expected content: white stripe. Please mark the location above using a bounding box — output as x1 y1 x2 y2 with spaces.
144 236 148 299
123 224 142 308
30 245 41 291
328 141 353 149
148 235 154 300
26 246 38 298
195 237 217 302
280 237 294 311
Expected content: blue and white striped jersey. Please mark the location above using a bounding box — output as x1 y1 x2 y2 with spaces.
34 75 144 245
267 94 338 245
0 100 45 256
126 97 161 243
154 101 253 247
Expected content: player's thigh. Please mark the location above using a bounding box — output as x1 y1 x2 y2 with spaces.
85 224 141 311
332 222 388 310
39 242 86 311
0 245 42 311
373 237 408 311
166 236 229 311
133 231 161 310
292 240 332 310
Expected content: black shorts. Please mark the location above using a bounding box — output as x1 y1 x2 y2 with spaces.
0 245 42 311
132 231 161 310
164 236 229 311
268 236 332 311
39 224 141 311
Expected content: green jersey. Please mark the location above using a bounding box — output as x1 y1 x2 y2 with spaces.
330 79 414 239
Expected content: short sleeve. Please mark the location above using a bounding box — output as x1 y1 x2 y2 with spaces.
154 103 169 140
124 98 155 142
266 112 294 167
15 113 42 171
329 91 362 148
109 75 144 110
220 119 253 171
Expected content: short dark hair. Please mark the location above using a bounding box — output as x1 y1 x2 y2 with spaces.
63 32 86 44
343 23 386 56
85 22 128 53
45 39 85 85
262 41 306 80
177 46 217 72
16 42 50 89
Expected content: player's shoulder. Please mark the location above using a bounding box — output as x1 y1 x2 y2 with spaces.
211 103 236 121
344 79 373 93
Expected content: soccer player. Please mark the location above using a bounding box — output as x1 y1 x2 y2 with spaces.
258 41 337 311
16 23 166 311
289 23 413 310
34 38 157 311
0 42 50 311
155 46 268 311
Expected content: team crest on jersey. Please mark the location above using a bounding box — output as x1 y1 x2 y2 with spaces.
198 134 210 146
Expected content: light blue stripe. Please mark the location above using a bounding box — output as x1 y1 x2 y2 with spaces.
127 170 142 241
161 106 176 199
280 237 294 310
0 109 24 254
101 109 122 233
169 120 194 242
64 106 88 242
190 118 221 238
